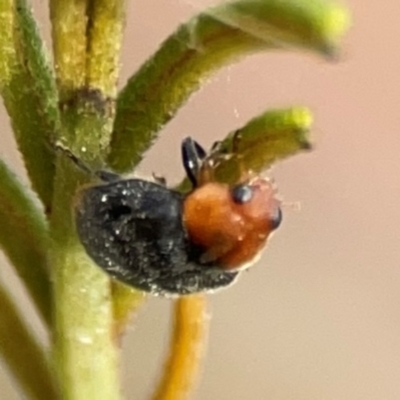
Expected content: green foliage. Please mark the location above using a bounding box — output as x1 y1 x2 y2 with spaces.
0 0 350 399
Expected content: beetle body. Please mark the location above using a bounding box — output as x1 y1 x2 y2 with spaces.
76 178 238 295
73 137 281 296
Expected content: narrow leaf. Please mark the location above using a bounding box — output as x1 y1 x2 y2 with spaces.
0 0 60 209
0 158 51 326
108 0 350 172
214 106 313 183
49 0 88 101
86 0 126 98
0 283 58 400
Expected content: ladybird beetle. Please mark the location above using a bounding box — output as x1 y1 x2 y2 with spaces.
71 137 281 296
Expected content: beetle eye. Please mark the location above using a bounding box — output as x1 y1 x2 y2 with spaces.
270 207 282 230
231 184 254 204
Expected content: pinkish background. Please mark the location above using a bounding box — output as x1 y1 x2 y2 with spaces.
1 1 400 399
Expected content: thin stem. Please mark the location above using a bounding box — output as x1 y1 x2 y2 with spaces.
49 0 126 398
152 295 208 400
50 158 120 400
0 283 58 399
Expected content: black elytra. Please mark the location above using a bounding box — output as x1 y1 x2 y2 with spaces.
74 138 238 296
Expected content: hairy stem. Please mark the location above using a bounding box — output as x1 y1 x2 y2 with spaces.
49 0 126 398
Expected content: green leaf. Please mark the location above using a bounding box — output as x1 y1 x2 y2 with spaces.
0 0 60 209
0 283 58 400
108 0 350 172
49 0 88 102
213 106 313 183
0 158 51 326
209 0 350 54
86 0 126 98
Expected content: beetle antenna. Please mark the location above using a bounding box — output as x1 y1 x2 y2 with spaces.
54 142 120 183
181 137 206 187
54 142 93 175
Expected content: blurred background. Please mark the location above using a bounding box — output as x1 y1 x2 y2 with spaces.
1 0 400 399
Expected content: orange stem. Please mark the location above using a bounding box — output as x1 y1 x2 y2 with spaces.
153 295 208 400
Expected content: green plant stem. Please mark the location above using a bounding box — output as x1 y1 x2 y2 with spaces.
108 0 350 172
51 157 121 400
72 0 142 335
0 283 58 400
0 158 51 326
0 0 59 209
49 0 126 398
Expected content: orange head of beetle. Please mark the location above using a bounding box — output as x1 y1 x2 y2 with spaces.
181 137 282 271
